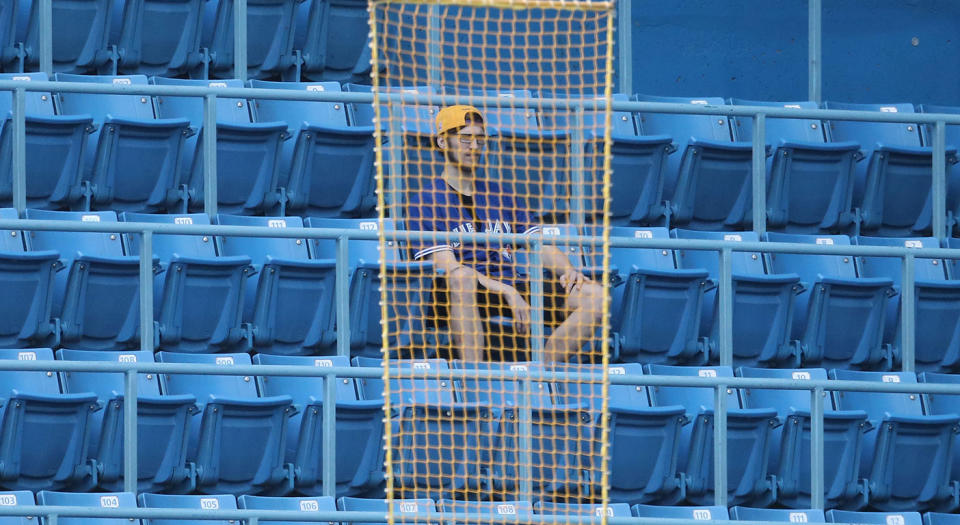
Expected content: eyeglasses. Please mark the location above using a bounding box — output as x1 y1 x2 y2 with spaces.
456 134 486 147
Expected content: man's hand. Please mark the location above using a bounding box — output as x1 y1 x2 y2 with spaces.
558 268 590 295
503 286 531 334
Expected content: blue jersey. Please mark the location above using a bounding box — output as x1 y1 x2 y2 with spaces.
407 175 541 284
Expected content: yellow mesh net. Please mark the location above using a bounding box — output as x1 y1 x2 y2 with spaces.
369 0 616 519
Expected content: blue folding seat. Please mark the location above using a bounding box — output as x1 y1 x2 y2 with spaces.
54 74 192 213
336 497 439 525
215 214 337 356
631 504 729 520
0 73 93 210
0 491 33 525
248 80 376 219
25 209 152 350
919 372 960 492
21 0 111 73
238 495 338 525
636 95 763 231
0 207 61 348
298 0 370 83
918 103 960 234
0 348 98 490
254 353 384 497
823 101 958 237
109 0 206 77
765 232 897 370
730 99 861 234
830 369 960 511
156 351 295 495
437 500 533 517
608 226 715 365
826 510 922 525
152 77 289 216
353 357 455 406
452 361 552 409
534 501 632 518
0 0 17 72
121 212 253 353
925 513 960 525
199 0 301 80
856 236 960 372
737 367 869 509
646 364 779 507
57 349 197 493
730 507 825 522
307 218 436 359
139 493 237 525
37 491 137 525
673 230 804 367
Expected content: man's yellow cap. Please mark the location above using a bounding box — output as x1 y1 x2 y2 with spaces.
435 105 484 135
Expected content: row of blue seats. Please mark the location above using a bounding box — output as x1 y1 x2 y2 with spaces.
0 73 377 218
0 0 368 81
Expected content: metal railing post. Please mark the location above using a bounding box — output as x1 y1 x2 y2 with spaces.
718 248 733 366
751 113 767 236
933 120 947 241
38 0 53 75
617 0 633 95
12 88 26 215
530 240 545 362
203 94 218 217
518 377 534 502
808 0 822 103
234 0 248 81
810 386 825 509
321 374 337 497
570 107 587 226
335 235 351 358
713 384 728 507
901 253 915 372
123 369 139 493
139 230 154 352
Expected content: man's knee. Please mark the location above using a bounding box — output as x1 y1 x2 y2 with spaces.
570 282 603 316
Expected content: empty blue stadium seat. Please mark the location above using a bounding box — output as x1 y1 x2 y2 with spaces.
765 232 897 369
0 491 34 525
631 504 729 520
437 500 533 516
253 353 384 497
0 348 98 490
0 0 16 71
452 361 552 409
56 348 196 493
608 226 715 365
730 507 825 522
823 101 958 237
646 364 779 507
152 77 288 216
737 367 869 509
0 73 93 210
336 497 439 525
54 74 192 213
237 495 337 525
110 0 205 77
636 95 762 231
25 209 153 350
139 493 237 525
830 369 959 511
0 208 61 348
298 0 370 83
730 99 861 234
918 371 960 493
674 229 804 367
917 103 960 234
534 501 632 518
215 214 337 356
156 351 295 495
826 510 922 525
307 218 436 358
249 80 376 219
37 491 137 525
353 357 455 406
924 513 960 525
200 0 301 80
22 0 110 73
857 236 960 371
121 212 253 353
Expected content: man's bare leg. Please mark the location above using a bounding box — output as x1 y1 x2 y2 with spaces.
543 282 603 364
447 267 484 361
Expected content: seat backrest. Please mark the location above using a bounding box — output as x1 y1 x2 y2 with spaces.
539 92 635 136
0 348 63 395
253 354 356 403
453 361 553 409
534 502 632 518
0 491 35 525
306 217 394 269
917 104 960 149
0 73 56 116
248 80 348 129
138 493 236 525
645 364 739 415
829 369 923 421
856 236 945 283
729 507 825 522
337 497 439 525
541 224 587 269
924 513 960 525
353 357 455 405
237 495 337 525
215 214 310 264
37 491 137 525
607 226 677 273
472 89 539 133
821 102 921 147
344 84 438 134
54 74 156 122
0 208 25 251
825 510 922 525
155 352 259 402
152 77 252 125
57 349 161 397
120 212 215 260
728 99 827 144
25 209 125 259
737 367 827 414
551 363 649 410
917 372 960 417
632 504 730 520
437 500 533 517
947 238 960 279
635 94 732 142
673 229 765 276
764 232 858 281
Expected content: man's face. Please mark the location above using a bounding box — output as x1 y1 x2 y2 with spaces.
441 123 486 171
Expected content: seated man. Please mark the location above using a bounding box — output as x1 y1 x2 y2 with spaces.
406 104 602 363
